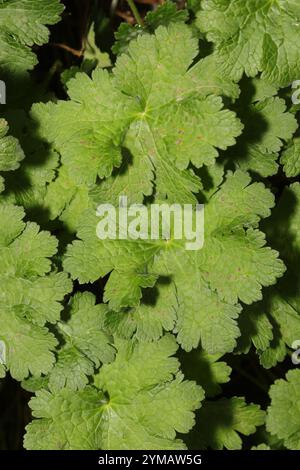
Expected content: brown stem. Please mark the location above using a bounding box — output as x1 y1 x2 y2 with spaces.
51 43 84 58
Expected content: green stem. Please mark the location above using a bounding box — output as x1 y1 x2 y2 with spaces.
127 0 144 26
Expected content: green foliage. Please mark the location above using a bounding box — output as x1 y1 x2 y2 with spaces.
64 169 284 355
267 370 300 449
1 0 300 451
24 21 243 234
194 397 265 450
0 119 24 191
197 0 300 86
0 0 64 78
281 138 300 177
0 201 72 380
113 1 188 55
24 335 203 450
46 292 115 392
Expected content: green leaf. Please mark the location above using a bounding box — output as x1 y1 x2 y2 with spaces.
1 110 59 221
48 293 115 391
0 119 24 176
0 202 72 380
252 444 270 450
281 138 300 177
250 98 297 154
22 375 49 392
197 0 300 86
267 370 300 449
0 0 64 77
252 183 300 367
32 24 241 194
227 80 297 177
188 54 240 101
259 335 286 369
42 165 90 233
236 303 273 355
65 170 284 354
195 397 265 450
102 280 177 342
180 349 231 397
84 23 111 68
24 335 203 450
104 271 158 311
113 1 188 55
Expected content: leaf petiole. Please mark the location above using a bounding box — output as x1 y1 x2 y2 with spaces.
127 0 144 26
